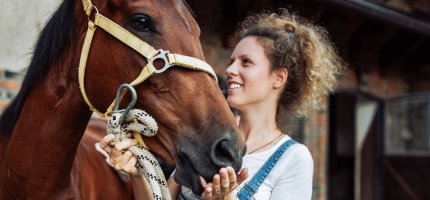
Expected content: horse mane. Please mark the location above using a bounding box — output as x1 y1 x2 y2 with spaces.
0 0 75 135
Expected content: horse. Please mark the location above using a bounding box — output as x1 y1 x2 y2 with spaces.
0 0 246 199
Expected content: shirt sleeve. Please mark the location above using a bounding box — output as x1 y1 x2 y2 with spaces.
270 145 314 200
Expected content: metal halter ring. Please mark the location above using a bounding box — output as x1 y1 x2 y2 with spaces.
87 5 99 22
151 50 173 74
113 84 137 117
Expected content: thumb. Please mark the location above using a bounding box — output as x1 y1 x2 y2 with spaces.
237 168 248 184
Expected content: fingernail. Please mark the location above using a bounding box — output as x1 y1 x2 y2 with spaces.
207 187 212 192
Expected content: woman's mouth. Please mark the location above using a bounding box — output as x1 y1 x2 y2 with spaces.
228 82 243 89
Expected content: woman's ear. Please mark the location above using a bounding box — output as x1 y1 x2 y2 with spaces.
273 68 288 89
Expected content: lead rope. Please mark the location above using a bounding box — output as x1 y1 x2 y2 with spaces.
106 84 171 200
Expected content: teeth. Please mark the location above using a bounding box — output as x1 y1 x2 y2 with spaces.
229 83 243 89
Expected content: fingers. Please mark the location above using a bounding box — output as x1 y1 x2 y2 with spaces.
117 150 133 168
102 136 139 175
111 139 138 163
219 168 230 194
99 134 141 176
122 156 139 175
226 166 238 189
202 187 213 199
99 134 115 154
237 168 249 185
113 152 139 176
212 174 221 195
200 176 209 188
202 167 239 200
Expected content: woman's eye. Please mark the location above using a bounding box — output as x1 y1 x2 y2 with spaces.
243 58 253 65
131 14 152 32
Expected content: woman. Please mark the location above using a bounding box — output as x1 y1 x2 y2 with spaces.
99 9 342 200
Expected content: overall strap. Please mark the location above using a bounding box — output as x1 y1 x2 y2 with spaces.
237 139 297 200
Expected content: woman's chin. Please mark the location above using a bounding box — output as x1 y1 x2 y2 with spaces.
227 98 242 109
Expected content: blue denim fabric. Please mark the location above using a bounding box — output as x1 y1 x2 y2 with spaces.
237 139 297 200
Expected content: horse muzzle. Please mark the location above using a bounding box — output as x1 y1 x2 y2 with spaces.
174 130 244 195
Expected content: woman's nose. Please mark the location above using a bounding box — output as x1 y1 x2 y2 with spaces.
226 61 239 76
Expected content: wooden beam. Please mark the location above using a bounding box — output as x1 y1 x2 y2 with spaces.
312 0 430 36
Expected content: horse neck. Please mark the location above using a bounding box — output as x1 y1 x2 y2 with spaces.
2 64 93 198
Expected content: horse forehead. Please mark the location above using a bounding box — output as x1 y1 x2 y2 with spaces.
123 0 186 14
156 0 194 29
123 0 195 32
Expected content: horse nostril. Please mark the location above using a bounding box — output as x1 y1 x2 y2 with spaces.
211 139 236 167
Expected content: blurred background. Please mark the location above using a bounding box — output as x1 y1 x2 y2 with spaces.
1 0 429 199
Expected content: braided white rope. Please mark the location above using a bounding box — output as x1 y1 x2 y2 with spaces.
107 109 172 200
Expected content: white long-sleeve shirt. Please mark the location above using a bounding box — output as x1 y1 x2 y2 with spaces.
233 135 314 200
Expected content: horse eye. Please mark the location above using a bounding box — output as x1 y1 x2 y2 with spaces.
131 14 152 32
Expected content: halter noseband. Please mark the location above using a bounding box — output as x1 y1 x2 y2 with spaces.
78 0 217 119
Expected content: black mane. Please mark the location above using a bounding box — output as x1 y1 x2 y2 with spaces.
0 0 75 135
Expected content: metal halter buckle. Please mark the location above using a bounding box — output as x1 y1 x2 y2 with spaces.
151 50 173 74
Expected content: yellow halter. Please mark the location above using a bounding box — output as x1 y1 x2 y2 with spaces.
78 0 217 119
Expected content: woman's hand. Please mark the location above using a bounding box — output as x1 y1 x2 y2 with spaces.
99 133 140 176
201 166 248 200
99 134 154 199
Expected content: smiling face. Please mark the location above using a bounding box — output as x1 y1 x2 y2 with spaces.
226 36 278 110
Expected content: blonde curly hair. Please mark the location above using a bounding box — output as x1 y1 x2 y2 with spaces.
236 9 344 118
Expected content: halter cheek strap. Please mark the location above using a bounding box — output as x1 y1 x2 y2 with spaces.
78 0 217 119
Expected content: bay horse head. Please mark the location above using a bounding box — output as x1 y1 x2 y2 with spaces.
78 0 245 194
0 0 245 197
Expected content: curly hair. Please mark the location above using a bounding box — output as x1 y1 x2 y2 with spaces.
236 9 344 118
